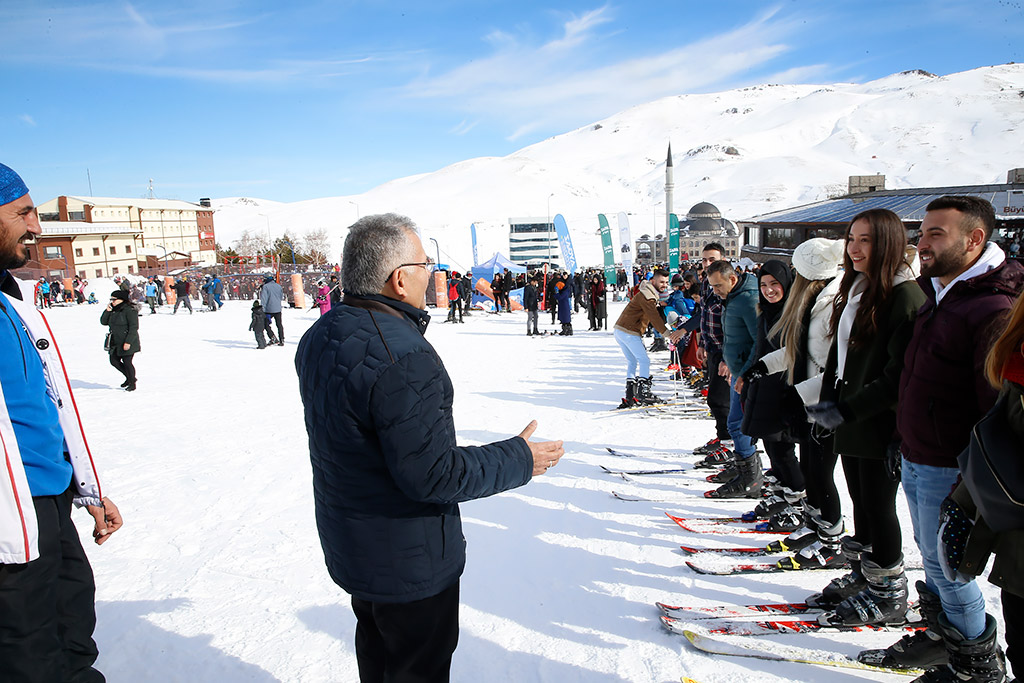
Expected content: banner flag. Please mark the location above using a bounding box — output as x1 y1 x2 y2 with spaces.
598 214 616 287
668 213 680 271
553 214 578 275
470 223 479 267
617 212 633 288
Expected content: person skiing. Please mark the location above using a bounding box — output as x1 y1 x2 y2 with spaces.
612 269 683 408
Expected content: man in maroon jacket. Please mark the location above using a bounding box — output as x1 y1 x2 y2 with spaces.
861 196 1024 681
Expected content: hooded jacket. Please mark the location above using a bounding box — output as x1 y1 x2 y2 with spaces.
614 280 668 336
898 246 1024 468
720 272 759 377
0 274 103 564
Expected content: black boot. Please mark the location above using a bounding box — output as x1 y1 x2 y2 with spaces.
777 517 847 570
693 441 735 469
567 323 573 336
911 614 1006 682
807 537 870 607
649 336 668 352
819 556 909 627
859 580 947 670
705 453 763 499
635 376 662 405
617 379 638 409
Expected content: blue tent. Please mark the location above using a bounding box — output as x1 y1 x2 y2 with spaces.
470 252 526 309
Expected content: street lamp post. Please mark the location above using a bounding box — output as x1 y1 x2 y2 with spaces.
347 200 360 220
544 193 554 311
428 237 441 269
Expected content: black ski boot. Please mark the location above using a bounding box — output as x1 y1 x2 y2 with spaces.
819 556 909 627
705 453 763 499
567 323 573 336
777 517 846 570
635 376 662 405
859 580 947 670
694 441 734 468
910 614 1006 682
616 378 638 409
649 336 668 352
764 507 824 554
807 537 870 608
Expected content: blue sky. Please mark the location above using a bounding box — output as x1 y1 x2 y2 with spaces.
2 0 1021 204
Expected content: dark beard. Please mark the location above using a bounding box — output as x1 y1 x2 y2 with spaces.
920 241 969 280
0 243 29 271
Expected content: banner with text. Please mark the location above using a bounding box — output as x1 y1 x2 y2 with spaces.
553 214 578 275
668 213 680 271
617 212 632 288
598 214 616 287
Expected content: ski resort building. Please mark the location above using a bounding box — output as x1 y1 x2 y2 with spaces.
739 171 1024 264
508 217 560 268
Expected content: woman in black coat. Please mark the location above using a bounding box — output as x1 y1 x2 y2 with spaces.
101 289 141 391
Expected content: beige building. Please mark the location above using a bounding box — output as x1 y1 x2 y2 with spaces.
37 195 217 267
23 222 140 279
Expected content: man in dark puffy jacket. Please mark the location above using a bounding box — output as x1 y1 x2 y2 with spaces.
295 213 563 683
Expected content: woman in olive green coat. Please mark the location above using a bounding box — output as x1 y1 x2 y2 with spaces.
806 208 926 627
100 289 141 391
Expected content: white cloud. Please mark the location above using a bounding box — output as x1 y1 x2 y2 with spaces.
402 5 822 140
19 114 36 126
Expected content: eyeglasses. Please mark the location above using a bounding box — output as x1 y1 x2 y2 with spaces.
384 262 432 285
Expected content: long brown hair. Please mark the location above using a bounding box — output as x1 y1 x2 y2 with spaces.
985 291 1024 388
771 274 828 384
829 209 909 346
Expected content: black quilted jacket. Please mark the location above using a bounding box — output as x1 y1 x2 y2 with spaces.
295 293 533 603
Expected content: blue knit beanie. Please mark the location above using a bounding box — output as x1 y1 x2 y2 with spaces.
0 163 29 205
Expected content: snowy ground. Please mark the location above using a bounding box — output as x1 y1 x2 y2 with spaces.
44 296 1007 683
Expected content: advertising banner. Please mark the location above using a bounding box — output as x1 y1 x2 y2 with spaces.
668 213 680 271
598 214 616 286
617 212 632 288
553 214 578 275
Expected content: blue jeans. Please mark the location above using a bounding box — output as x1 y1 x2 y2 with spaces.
902 458 987 639
614 329 649 380
726 376 755 458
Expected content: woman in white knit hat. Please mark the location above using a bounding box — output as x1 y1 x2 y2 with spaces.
744 238 846 571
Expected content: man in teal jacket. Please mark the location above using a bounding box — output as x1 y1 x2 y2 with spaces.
705 260 761 498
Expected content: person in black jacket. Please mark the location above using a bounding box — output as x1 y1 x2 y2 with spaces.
100 289 140 391
172 277 193 314
523 274 540 335
295 214 564 683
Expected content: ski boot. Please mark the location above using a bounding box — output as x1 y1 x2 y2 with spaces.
693 438 724 456
649 336 668 352
616 378 638 410
818 556 909 627
910 614 1006 682
740 493 788 521
807 537 870 608
758 504 806 533
858 580 947 670
777 518 846 570
694 441 734 469
704 453 763 499
635 376 662 405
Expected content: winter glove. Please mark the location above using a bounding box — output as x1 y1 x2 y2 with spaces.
884 441 903 483
741 359 769 383
937 496 976 584
805 401 845 430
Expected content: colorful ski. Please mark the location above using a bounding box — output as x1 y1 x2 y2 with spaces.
656 600 815 620
605 447 679 458
678 544 772 557
601 465 691 476
685 558 846 575
681 628 924 675
666 513 789 536
662 614 923 637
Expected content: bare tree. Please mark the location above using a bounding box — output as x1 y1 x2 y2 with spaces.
234 229 270 259
304 227 331 267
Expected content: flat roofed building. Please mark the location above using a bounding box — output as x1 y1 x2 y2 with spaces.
508 217 560 267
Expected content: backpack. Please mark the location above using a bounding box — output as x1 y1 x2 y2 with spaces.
448 282 459 299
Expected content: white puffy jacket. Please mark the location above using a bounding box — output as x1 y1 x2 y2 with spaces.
1 276 102 564
761 276 842 407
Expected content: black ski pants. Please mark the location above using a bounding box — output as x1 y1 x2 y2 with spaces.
798 427 841 526
1003 589 1024 679
842 454 902 567
763 440 804 492
108 352 136 386
351 581 459 683
704 350 731 441
266 312 284 343
0 489 103 683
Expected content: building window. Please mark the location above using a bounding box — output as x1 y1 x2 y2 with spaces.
68 211 85 220
93 247 100 256
807 227 844 240
111 267 119 275
109 246 116 255
128 266 134 274
95 269 103 278
764 228 798 250
75 248 83 257
43 246 62 259
79 271 86 279
125 245 132 254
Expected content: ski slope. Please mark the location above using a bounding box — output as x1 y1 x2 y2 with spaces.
46 297 1006 682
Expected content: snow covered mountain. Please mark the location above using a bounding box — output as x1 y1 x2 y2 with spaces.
212 63 1024 270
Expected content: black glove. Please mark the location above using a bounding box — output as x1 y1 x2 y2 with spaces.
938 496 975 584
884 441 903 482
805 401 845 430
742 360 768 383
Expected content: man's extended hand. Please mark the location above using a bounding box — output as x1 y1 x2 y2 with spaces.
86 497 123 545
667 329 684 344
518 420 564 477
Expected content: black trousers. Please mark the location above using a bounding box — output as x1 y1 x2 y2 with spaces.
351 581 460 683
1003 589 1024 679
797 427 841 526
108 352 136 386
0 490 103 683
705 351 731 441
267 312 284 342
842 454 902 566
763 440 804 492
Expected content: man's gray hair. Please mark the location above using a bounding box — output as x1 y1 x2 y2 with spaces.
342 213 419 296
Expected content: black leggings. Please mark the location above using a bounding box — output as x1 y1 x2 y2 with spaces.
764 440 804 492
108 352 136 385
799 428 841 526
842 454 902 567
1003 589 1024 679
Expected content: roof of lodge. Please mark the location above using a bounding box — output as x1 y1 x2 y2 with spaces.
744 182 1024 224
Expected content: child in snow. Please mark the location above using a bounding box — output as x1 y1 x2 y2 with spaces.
250 301 271 349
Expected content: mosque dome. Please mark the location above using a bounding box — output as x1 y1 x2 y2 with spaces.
687 202 721 220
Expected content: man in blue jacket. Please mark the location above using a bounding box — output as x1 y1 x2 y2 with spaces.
295 213 564 683
705 259 762 498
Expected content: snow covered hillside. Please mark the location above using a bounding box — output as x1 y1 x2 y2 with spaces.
212 63 1024 270
49 300 1005 682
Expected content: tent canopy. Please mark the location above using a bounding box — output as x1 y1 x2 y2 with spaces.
475 252 527 274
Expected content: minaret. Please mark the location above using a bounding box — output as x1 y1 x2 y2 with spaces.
665 143 674 234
